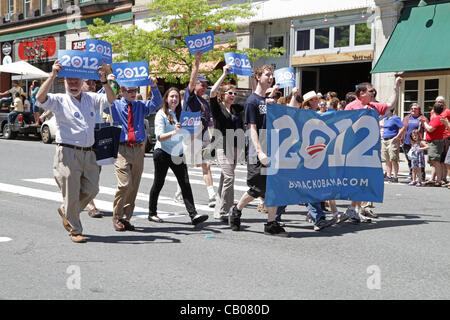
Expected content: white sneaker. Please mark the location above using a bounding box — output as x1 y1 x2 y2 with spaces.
345 207 360 224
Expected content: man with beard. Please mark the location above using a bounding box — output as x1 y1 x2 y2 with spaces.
36 60 116 243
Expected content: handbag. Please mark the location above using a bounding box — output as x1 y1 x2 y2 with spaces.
93 102 122 165
407 147 418 161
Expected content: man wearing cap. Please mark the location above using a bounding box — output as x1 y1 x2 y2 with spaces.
182 51 216 207
343 77 402 223
104 79 162 232
35 60 116 243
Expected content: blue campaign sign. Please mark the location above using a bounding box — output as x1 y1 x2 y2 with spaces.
224 52 253 76
180 111 201 134
85 39 112 64
184 31 214 54
264 105 384 206
58 50 102 80
274 67 295 89
112 61 150 87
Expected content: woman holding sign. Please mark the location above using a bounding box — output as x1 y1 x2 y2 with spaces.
148 87 209 226
210 65 244 222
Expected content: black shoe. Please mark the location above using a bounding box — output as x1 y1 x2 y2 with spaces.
229 205 241 231
119 218 135 231
264 221 290 237
191 214 209 225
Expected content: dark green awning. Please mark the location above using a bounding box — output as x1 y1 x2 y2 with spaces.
0 11 132 42
371 1 450 73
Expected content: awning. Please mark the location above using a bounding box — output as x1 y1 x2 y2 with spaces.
0 61 49 78
371 2 450 73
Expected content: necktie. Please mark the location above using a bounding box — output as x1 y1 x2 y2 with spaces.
127 103 136 146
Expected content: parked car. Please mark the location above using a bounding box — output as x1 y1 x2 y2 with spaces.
1 111 40 140
40 113 57 144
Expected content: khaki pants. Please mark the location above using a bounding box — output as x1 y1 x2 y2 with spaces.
53 146 99 235
113 144 145 221
214 148 237 218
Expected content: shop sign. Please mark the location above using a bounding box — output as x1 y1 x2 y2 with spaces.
72 40 86 51
2 42 12 56
15 36 58 61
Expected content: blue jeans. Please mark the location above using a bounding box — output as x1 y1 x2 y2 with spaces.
276 203 325 223
8 111 18 124
306 203 326 223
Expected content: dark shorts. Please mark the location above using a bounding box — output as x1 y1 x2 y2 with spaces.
428 139 444 162
247 159 266 198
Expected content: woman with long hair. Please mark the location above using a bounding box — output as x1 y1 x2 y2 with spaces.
209 65 244 222
148 87 208 225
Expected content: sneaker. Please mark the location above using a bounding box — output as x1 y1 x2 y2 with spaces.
314 217 335 231
191 214 209 225
408 181 416 186
208 195 216 208
264 221 290 237
384 175 391 182
334 212 349 224
390 177 399 183
346 207 360 224
361 207 378 219
229 205 242 231
358 212 372 223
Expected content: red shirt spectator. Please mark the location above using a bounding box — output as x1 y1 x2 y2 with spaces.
426 113 446 141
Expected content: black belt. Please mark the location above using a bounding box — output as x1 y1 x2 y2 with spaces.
58 143 95 151
383 137 395 140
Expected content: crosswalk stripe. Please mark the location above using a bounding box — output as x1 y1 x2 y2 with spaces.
23 178 215 213
0 182 190 220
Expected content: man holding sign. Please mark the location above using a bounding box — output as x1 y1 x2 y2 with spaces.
35 60 116 243
103 76 162 232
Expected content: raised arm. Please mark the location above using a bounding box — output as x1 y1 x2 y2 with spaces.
289 87 300 107
210 65 231 98
145 76 163 114
98 64 116 105
188 51 203 93
386 77 403 110
36 60 61 104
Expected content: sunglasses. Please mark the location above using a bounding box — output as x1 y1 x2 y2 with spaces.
126 89 137 93
226 92 237 96
368 89 376 93
320 103 327 107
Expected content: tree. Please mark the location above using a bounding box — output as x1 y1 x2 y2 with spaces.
88 0 285 84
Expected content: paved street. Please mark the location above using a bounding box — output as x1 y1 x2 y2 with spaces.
0 138 449 301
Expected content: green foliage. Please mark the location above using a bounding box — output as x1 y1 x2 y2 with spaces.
88 0 285 84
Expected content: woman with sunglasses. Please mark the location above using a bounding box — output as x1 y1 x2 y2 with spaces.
209 65 244 222
400 103 428 181
148 87 209 226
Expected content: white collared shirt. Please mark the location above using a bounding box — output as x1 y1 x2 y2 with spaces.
37 92 107 147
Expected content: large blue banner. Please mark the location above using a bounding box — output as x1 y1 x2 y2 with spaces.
112 61 150 87
85 39 113 64
58 50 102 80
184 31 214 54
224 52 253 76
265 105 384 206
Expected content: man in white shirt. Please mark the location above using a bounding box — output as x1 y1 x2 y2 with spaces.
36 60 116 243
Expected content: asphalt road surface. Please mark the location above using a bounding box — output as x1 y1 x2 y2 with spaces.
1 138 449 301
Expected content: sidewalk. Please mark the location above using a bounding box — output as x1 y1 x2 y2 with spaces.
396 151 432 176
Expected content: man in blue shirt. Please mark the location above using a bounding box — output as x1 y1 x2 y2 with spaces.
180 51 216 207
105 77 162 232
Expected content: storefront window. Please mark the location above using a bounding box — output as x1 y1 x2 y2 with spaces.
8 0 14 13
403 80 418 117
424 79 439 116
334 25 350 47
355 23 371 46
296 30 310 51
315 27 329 49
